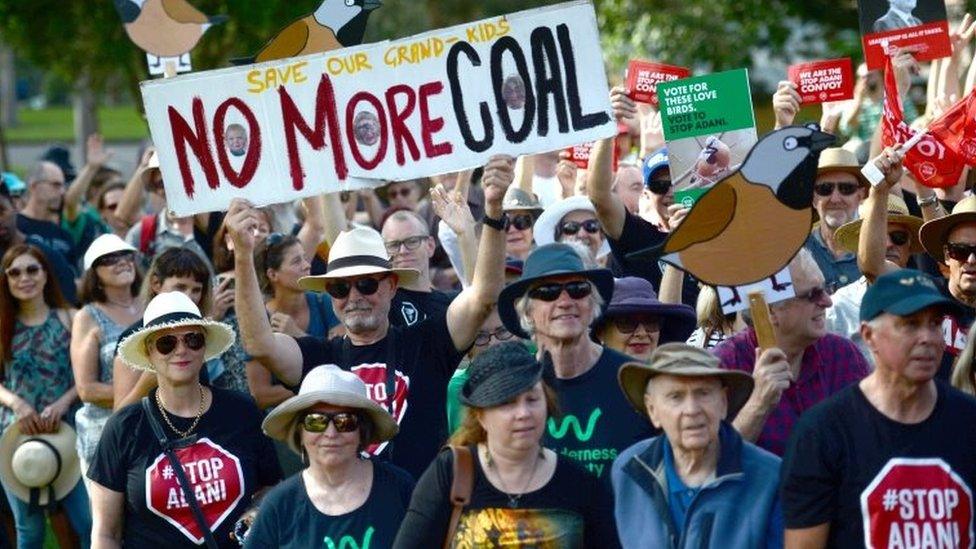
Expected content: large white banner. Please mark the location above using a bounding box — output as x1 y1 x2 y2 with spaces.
141 1 614 216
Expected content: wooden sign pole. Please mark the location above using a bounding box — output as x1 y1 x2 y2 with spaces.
748 291 777 352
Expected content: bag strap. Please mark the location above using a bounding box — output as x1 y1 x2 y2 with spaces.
443 445 473 549
141 397 219 549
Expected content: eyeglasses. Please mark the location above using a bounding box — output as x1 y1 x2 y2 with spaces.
474 326 515 346
945 242 976 262
325 274 388 299
527 280 593 302
557 219 601 236
793 285 829 303
301 412 360 433
813 182 860 197
505 214 534 231
388 187 413 199
646 178 671 195
152 332 206 355
101 202 119 211
96 251 134 267
611 316 661 334
5 264 42 279
384 235 428 254
888 230 910 247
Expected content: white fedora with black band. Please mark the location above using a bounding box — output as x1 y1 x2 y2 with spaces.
299 226 419 292
0 424 81 508
117 292 235 371
83 233 137 271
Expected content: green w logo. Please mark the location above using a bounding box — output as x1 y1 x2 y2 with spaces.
548 408 602 442
324 526 374 549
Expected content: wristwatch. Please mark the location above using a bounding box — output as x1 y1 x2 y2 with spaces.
918 194 940 208
482 213 508 231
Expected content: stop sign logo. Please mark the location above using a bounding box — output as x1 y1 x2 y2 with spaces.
146 438 245 544
861 458 974 549
351 363 409 456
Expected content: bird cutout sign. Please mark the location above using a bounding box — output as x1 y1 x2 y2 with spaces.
114 0 228 77
716 267 795 314
629 125 835 287
237 0 382 65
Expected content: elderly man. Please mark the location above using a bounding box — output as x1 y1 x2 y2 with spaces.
713 249 869 456
17 160 78 272
380 209 455 327
612 343 783 548
497 242 654 482
781 269 976 548
226 156 512 478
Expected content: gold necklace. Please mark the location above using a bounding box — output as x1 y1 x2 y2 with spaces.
155 385 206 438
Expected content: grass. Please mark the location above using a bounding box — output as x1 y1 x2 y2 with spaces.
4 106 148 143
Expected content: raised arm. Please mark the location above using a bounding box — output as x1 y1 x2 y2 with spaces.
431 183 478 286
858 147 905 281
115 148 155 229
321 192 351 246
772 81 800 130
227 199 304 386
70 309 114 409
446 156 512 351
297 194 328 260
64 134 112 222
587 86 635 239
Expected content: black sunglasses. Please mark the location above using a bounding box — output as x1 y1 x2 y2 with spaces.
152 332 206 355
505 214 534 231
611 316 661 335
557 219 601 236
528 280 593 302
945 242 976 262
96 251 134 267
388 187 413 199
475 326 515 346
301 412 360 433
794 285 829 303
814 182 860 197
5 264 42 279
888 230 910 247
646 178 671 195
325 275 388 299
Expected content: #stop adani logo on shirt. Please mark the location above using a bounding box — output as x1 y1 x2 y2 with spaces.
861 458 974 549
145 438 245 544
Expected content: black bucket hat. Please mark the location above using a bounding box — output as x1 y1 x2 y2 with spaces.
460 342 542 408
498 243 614 339
593 277 696 344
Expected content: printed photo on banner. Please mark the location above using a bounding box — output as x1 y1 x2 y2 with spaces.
141 1 616 217
625 60 690 107
857 0 951 69
787 58 855 104
658 69 757 207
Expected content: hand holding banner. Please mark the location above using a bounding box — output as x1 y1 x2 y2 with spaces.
787 58 855 104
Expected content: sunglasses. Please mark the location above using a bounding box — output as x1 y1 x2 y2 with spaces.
475 326 515 346
384 235 428 254
646 178 671 195
813 182 860 197
527 280 593 302
611 316 661 335
301 411 360 433
945 242 976 262
96 251 134 267
794 285 829 303
505 214 534 231
325 274 388 299
152 332 206 355
888 230 910 247
388 187 413 199
557 219 601 236
5 264 42 279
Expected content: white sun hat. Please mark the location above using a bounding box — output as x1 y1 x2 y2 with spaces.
0 423 81 507
533 195 611 259
298 226 418 292
116 292 235 372
83 233 137 271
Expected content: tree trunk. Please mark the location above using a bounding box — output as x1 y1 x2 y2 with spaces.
0 43 16 128
73 74 98 164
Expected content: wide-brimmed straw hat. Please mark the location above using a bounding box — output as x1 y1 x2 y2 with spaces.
498 243 614 339
533 195 611 258
834 193 924 254
593 277 696 344
817 147 870 188
262 364 398 454
618 343 754 419
117 292 235 372
502 187 543 214
298 226 419 292
83 233 137 271
920 196 976 263
0 424 81 507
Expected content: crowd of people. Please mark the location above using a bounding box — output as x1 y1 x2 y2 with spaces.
5 15 976 549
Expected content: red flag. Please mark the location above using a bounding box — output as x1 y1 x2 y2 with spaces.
928 90 976 165
881 57 965 189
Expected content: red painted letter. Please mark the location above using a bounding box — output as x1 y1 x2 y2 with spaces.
168 98 218 199
418 82 453 159
279 74 348 191
384 85 421 166
344 92 388 170
213 98 262 189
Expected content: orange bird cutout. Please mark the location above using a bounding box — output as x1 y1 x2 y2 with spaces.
114 0 228 58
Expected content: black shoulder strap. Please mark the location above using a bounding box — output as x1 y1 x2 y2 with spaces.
141 397 219 549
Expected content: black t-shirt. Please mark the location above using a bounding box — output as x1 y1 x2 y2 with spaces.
781 380 976 548
544 347 655 483
88 388 282 548
393 447 620 549
607 210 699 307
389 288 456 327
17 214 78 271
295 313 465 478
244 460 415 549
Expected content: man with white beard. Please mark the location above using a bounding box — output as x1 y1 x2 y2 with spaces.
803 148 870 293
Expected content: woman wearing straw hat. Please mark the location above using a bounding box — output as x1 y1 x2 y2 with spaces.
88 292 281 548
243 365 412 548
0 244 90 547
394 342 620 548
70 233 143 480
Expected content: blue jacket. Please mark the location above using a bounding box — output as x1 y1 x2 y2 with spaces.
611 422 784 549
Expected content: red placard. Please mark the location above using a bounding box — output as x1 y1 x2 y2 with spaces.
861 21 951 70
788 58 855 104
565 142 618 171
626 60 691 106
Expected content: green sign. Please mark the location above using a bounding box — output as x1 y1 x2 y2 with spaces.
658 68 756 141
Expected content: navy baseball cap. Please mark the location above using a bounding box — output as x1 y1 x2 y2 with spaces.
642 147 669 186
860 269 963 322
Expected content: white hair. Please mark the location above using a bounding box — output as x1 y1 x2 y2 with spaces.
515 280 605 338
